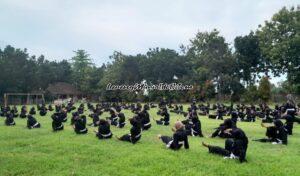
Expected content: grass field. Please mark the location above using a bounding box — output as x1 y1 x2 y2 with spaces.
0 105 300 176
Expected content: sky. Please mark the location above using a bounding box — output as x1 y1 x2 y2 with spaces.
0 0 298 84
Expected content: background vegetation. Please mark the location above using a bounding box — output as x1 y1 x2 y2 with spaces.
0 6 299 103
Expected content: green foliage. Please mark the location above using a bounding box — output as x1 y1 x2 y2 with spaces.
242 85 259 103
258 77 271 102
234 31 262 85
256 6 300 83
71 50 94 92
0 45 72 96
0 6 299 102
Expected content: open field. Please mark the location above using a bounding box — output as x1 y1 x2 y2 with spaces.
0 105 300 176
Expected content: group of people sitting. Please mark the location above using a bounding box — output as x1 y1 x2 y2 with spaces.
1 99 299 163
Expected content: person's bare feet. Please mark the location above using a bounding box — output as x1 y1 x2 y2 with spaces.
157 134 162 140
202 142 209 148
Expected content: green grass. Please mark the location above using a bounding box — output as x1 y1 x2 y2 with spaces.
0 105 300 176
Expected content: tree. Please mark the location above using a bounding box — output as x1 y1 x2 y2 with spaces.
234 31 262 85
184 29 240 99
256 6 300 84
71 50 93 92
258 76 271 102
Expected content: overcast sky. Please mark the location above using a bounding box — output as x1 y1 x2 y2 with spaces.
0 0 298 83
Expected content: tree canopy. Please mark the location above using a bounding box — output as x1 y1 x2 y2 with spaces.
0 6 299 102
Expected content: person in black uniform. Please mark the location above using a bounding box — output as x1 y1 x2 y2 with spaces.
29 107 36 115
12 106 19 117
0 106 8 117
95 119 113 139
71 111 79 125
73 115 88 134
77 103 84 114
155 107 170 125
189 116 204 137
20 105 27 118
51 112 64 131
282 109 296 135
158 121 189 150
48 104 54 111
210 118 236 138
202 128 248 163
117 118 141 144
27 115 41 129
39 104 47 116
89 111 100 127
5 111 16 126
140 105 151 130
60 108 68 122
253 120 287 145
108 108 118 126
183 110 204 137
116 108 126 128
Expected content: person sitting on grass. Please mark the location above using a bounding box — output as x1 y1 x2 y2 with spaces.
19 105 27 118
253 120 287 145
282 108 296 135
27 114 41 129
73 115 88 134
71 111 80 125
158 121 189 150
77 103 85 114
108 108 118 126
51 112 64 131
39 104 47 116
0 106 7 117
202 127 248 163
95 119 113 139
116 108 126 128
12 106 19 117
29 107 36 115
89 111 100 127
5 111 16 126
48 104 54 111
210 118 236 138
116 117 141 144
182 110 204 137
155 107 170 126
140 104 151 130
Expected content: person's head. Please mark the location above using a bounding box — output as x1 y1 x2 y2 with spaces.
231 111 238 119
143 104 149 111
99 119 107 125
72 111 79 117
129 117 140 127
274 119 283 128
223 119 234 129
110 108 116 114
174 121 184 130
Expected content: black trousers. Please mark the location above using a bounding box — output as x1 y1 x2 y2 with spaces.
142 124 151 130
119 134 131 142
119 134 140 144
156 120 169 125
96 133 112 139
52 122 64 131
161 136 173 145
75 128 88 134
207 139 234 157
